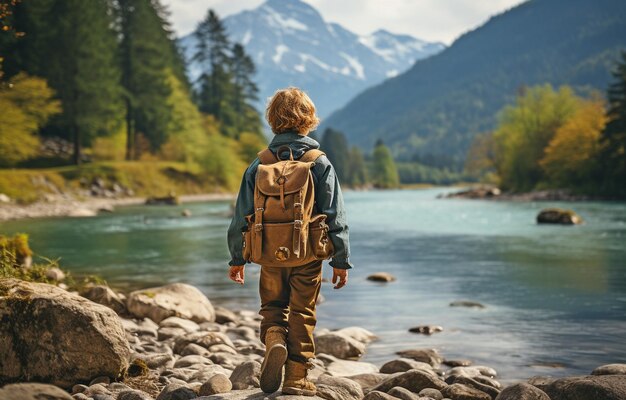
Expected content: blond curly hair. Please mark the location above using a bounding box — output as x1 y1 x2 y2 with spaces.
265 87 320 135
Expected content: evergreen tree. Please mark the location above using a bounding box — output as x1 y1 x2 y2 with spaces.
600 52 626 197
7 0 123 164
117 0 178 159
231 43 262 136
320 128 349 182
371 139 400 188
193 10 232 119
345 146 368 187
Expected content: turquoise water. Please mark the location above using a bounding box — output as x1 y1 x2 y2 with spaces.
2 188 625 382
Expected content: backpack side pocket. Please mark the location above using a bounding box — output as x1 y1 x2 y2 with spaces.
309 214 334 259
242 214 254 262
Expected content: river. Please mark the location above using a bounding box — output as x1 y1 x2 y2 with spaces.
2 188 625 383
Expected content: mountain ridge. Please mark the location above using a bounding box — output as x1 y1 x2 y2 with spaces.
320 0 626 167
179 0 445 118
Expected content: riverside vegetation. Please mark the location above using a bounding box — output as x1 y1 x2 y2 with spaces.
2 236 626 400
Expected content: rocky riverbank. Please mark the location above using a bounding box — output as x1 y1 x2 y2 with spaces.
1 278 625 400
0 193 234 221
439 186 606 202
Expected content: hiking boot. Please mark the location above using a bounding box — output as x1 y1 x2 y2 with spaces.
260 326 288 393
282 359 316 396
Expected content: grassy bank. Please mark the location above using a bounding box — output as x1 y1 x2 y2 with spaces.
0 161 232 204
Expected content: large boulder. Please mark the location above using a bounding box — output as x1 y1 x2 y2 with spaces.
536 208 583 225
0 279 130 389
127 283 215 323
315 332 366 360
0 383 73 400
532 374 626 400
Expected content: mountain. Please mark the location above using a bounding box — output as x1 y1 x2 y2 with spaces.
179 0 444 118
321 0 626 167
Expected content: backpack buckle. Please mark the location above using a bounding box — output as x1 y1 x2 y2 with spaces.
255 223 263 231
294 220 303 229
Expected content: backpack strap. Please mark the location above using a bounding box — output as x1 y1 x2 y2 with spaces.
257 148 278 165
299 149 325 163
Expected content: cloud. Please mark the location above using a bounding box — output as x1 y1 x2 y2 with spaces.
162 0 526 44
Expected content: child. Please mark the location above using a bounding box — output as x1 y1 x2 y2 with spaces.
227 87 352 396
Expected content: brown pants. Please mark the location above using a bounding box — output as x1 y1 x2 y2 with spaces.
259 260 323 363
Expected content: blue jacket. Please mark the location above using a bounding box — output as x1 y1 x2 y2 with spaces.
227 131 353 269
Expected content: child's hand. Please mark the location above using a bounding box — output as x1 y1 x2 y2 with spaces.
229 265 245 285
332 268 348 289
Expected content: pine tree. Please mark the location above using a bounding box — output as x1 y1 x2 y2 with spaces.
600 52 626 197
320 128 349 182
193 10 232 119
371 139 400 188
6 0 123 164
117 0 178 159
231 43 262 136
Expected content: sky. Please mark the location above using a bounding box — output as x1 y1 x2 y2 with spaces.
161 0 527 45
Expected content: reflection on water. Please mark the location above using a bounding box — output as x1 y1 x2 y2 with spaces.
2 188 625 382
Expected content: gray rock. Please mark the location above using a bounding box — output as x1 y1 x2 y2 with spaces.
443 360 473 367
449 376 500 399
395 349 443 367
189 365 231 383
344 373 396 391
156 383 197 400
315 332 366 359
333 327 378 344
200 373 233 395
591 364 626 376
181 343 212 357
449 300 485 309
118 390 156 400
408 325 443 335
533 374 626 400
90 376 111 386
380 358 436 375
214 306 239 324
473 376 502 390
92 394 115 400
441 383 491 400
229 361 261 390
160 316 201 332
419 388 444 400
127 283 215 324
446 366 497 380
537 208 582 225
366 273 396 282
45 267 66 281
363 391 397 400
388 386 420 400
495 382 550 400
159 327 192 341
0 279 130 389
173 331 235 354
72 394 91 400
316 375 363 400
317 354 379 377
80 284 127 315
174 355 214 368
134 353 175 370
0 383 73 400
372 369 447 393
72 384 88 394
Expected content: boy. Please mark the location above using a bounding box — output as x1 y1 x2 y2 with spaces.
227 87 352 396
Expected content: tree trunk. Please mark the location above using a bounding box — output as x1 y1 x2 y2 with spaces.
125 98 134 161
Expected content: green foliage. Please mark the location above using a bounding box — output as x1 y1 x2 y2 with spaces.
540 97 606 189
345 146 368 187
397 162 466 185
370 140 399 189
320 128 349 182
6 0 124 164
492 85 580 192
322 0 626 168
599 51 626 197
0 73 61 167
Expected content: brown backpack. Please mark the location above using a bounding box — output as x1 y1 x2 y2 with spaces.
242 145 334 267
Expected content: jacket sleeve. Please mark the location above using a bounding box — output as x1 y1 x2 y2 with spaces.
312 155 353 269
227 158 259 267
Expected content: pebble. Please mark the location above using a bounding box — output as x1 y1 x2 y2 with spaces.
199 373 233 395
366 272 396 282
